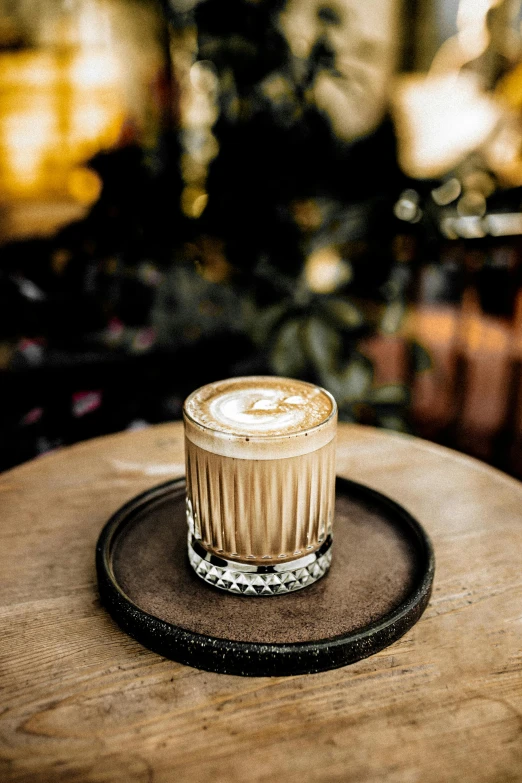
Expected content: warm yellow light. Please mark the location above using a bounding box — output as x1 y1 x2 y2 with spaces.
392 72 500 179
3 108 56 152
464 312 510 354
69 101 122 147
0 101 56 194
4 148 40 189
456 0 495 61
304 246 351 294
0 45 124 205
497 62 522 109
456 0 501 58
69 51 121 89
407 308 458 346
181 185 208 218
192 193 208 217
67 167 102 205
0 51 57 89
430 0 502 75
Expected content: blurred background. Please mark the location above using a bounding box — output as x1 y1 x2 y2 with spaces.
2 0 522 479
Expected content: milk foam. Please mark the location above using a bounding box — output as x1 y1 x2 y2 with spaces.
183 377 337 459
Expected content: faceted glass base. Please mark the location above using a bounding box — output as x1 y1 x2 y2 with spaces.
188 534 333 596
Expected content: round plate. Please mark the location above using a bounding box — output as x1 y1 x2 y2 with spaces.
96 477 434 677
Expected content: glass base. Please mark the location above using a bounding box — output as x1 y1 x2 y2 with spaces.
187 534 333 596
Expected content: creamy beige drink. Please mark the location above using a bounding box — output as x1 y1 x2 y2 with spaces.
183 376 337 595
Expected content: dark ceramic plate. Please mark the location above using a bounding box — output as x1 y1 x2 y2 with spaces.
96 476 434 677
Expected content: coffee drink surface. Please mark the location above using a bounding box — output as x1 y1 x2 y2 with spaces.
183 377 337 591
184 376 335 460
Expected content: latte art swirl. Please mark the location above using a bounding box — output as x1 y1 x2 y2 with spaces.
184 376 336 459
209 388 308 433
185 377 333 437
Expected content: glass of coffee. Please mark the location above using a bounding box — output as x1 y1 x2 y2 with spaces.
183 376 337 595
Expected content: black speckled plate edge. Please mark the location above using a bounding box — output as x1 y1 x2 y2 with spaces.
96 476 435 677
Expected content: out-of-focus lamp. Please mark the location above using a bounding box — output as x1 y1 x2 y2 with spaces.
0 0 166 241
0 46 123 234
391 0 522 183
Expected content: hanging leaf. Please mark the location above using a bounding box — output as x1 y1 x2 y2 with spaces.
336 356 373 404
320 357 374 405
248 300 289 347
303 316 341 375
270 318 307 377
321 297 364 331
380 299 406 335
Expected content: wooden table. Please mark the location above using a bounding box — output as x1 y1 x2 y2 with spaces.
1 423 521 782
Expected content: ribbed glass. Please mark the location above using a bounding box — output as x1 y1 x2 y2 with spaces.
185 435 336 564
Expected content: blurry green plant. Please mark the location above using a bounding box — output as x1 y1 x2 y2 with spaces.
238 254 430 431
152 242 431 432
156 0 434 432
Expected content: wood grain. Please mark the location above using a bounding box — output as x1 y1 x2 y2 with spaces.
1 423 521 783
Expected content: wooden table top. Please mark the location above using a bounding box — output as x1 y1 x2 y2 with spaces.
1 422 521 783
